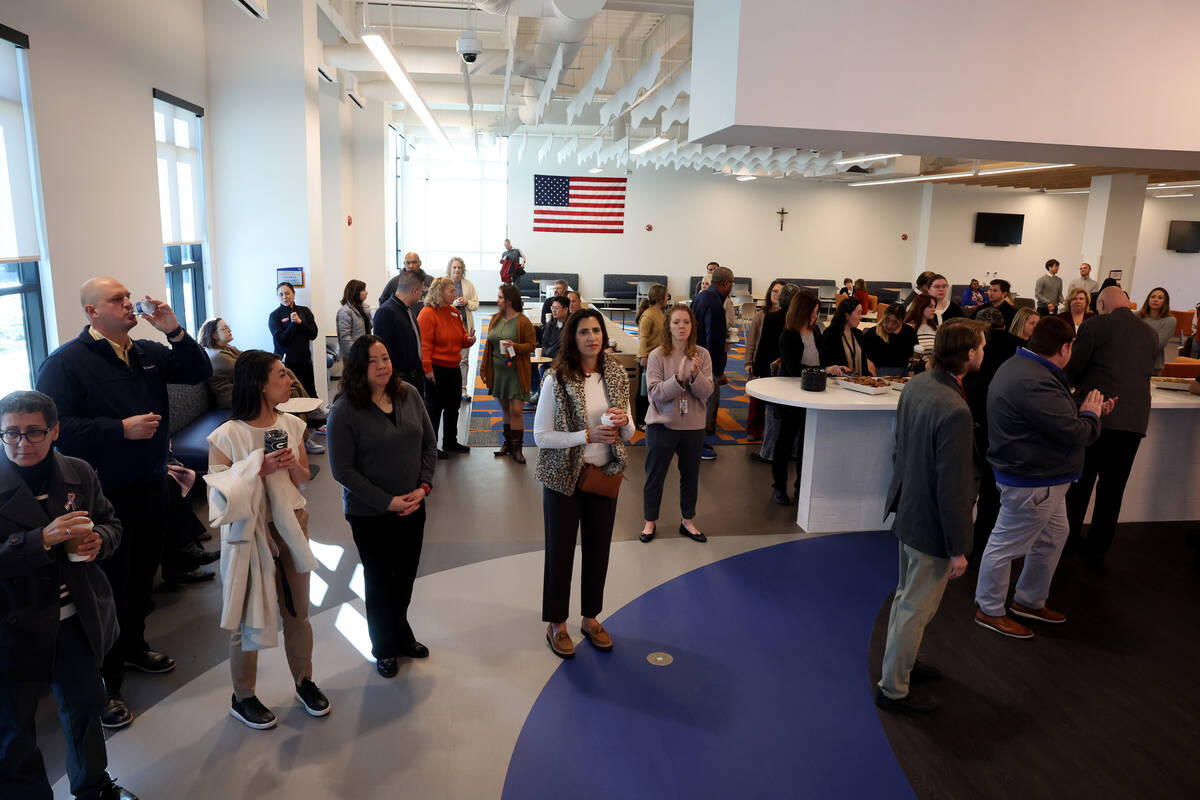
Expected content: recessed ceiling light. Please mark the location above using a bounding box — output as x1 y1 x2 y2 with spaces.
735 175 756 182
832 153 902 165
850 163 1074 187
630 137 669 156
588 167 603 174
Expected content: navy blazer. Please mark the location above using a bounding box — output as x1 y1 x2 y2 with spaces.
268 303 318 366
373 295 423 375
36 328 212 491
0 453 121 681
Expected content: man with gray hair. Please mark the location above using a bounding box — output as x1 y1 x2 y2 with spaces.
373 269 429 396
36 276 211 730
1064 285 1157 564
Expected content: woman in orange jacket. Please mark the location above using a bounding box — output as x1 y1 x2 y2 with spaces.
418 278 477 457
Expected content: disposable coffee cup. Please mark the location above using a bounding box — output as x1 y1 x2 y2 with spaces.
64 519 95 562
600 412 616 427
535 348 543 359
545 313 551 324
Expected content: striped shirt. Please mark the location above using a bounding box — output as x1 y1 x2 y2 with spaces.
35 491 76 620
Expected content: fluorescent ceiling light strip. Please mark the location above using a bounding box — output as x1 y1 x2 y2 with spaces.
1154 193 1194 198
1149 183 1200 190
362 34 452 152
1046 190 1089 195
630 137 669 156
832 152 902 165
735 175 756 181
850 163 1074 187
976 163 1074 176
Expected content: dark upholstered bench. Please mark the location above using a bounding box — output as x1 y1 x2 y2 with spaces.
515 272 580 300
167 382 229 474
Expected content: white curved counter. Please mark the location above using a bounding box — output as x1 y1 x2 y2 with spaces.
747 377 1200 533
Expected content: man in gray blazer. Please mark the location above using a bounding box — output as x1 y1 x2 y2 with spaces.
1064 285 1157 564
876 319 986 714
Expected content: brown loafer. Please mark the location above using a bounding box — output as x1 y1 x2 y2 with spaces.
546 624 574 659
1009 602 1067 624
974 609 1034 639
580 622 613 652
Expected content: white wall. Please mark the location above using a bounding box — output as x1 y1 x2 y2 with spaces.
5 0 209 347
923 185 1090 299
506 151 1103 303
1133 195 1200 311
695 0 1200 169
506 149 925 301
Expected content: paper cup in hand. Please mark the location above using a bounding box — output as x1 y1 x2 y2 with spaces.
64 519 95 562
600 412 616 427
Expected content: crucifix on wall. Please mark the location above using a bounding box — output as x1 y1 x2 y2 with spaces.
777 207 788 231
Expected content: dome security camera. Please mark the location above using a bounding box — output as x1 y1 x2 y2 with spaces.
457 31 483 64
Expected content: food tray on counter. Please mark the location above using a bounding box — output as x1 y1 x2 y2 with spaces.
833 377 893 395
1151 376 1195 392
885 377 910 392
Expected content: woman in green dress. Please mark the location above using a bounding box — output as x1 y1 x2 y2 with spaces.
482 283 537 464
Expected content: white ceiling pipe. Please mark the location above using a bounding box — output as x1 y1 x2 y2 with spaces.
325 44 505 76
359 80 506 106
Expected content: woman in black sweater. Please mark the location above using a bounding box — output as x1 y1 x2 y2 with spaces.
818 298 868 374
862 303 918 376
326 335 437 678
268 281 319 396
772 292 848 505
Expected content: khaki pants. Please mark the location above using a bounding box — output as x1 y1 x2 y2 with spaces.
878 541 950 700
230 510 313 700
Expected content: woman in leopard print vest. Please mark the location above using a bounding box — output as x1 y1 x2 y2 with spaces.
533 309 634 660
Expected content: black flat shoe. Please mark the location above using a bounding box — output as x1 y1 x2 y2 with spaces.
749 451 767 463
398 641 429 659
123 649 175 674
376 658 399 678
679 523 707 543
437 450 449 460
446 443 470 454
874 686 938 714
772 488 790 506
639 526 655 543
295 678 331 717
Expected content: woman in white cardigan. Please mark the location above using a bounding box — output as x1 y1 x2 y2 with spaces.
206 349 328 731
447 257 480 394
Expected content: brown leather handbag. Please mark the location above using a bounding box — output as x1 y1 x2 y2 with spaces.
577 463 624 498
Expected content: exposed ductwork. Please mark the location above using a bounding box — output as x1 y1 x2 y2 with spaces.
476 0 605 124
324 44 505 77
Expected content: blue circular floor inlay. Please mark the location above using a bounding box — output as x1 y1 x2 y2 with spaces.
503 533 915 800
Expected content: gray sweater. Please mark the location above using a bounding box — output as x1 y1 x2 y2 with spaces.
326 389 436 516
1142 314 1176 372
1034 274 1063 310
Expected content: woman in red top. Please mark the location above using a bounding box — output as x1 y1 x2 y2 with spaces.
418 278 477 457
853 278 871 317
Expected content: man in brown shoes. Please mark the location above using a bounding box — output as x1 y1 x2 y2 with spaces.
974 317 1114 640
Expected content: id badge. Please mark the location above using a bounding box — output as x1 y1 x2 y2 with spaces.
679 396 688 416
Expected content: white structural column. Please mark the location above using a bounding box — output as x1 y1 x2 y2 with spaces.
203 0 329 397
1080 173 1148 287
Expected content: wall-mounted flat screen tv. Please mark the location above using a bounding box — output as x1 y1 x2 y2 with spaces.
974 212 1024 246
1166 220 1200 253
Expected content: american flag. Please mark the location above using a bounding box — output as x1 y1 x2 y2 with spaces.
533 174 627 234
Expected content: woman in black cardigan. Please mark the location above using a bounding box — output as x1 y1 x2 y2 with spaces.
268 281 319 396
818 298 868 374
772 292 848 505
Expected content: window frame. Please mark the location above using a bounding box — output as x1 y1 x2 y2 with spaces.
0 258 48 380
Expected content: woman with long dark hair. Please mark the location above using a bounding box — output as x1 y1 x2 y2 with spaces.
206 350 326 730
482 283 537 463
819 297 868 375
905 293 939 367
1137 286 1175 373
772 292 848 505
327 335 436 678
268 282 319 397
640 304 714 543
744 279 784 441
533 309 634 659
336 279 372 363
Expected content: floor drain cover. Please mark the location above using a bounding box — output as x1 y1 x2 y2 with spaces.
646 652 674 667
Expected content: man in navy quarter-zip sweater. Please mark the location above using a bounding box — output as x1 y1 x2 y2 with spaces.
36 277 210 731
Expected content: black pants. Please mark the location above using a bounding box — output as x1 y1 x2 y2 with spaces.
348 507 425 659
772 407 807 491
643 425 704 521
542 486 617 623
1066 429 1143 560
287 357 316 398
397 370 432 419
429 364 463 448
0 616 111 800
161 480 207 582
100 479 168 693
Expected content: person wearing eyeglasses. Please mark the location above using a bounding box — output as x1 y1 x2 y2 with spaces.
379 253 432 305
36 276 211 731
0 390 138 800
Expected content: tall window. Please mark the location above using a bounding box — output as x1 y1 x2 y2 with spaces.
0 29 50 394
154 92 207 335
400 138 507 281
